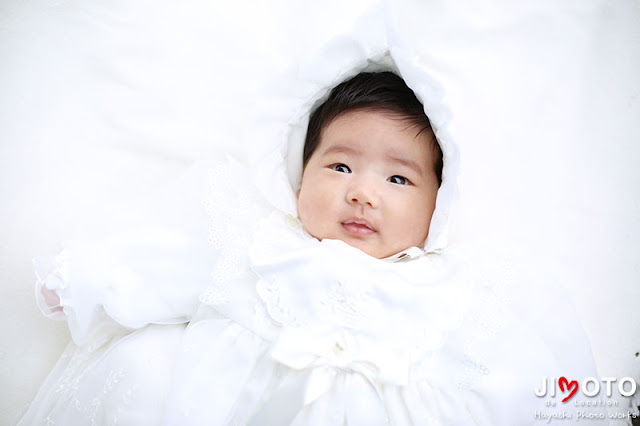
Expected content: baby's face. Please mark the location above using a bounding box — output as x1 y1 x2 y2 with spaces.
297 110 440 258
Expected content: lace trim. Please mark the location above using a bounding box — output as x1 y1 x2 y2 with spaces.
456 255 513 392
200 159 271 308
43 333 132 425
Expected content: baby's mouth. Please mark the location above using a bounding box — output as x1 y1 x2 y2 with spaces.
341 219 376 236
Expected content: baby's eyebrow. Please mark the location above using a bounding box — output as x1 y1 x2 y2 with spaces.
321 144 361 156
386 154 425 177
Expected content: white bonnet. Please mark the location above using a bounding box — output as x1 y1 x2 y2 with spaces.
247 10 459 254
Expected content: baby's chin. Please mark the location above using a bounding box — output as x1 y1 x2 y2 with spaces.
342 240 391 259
303 224 420 259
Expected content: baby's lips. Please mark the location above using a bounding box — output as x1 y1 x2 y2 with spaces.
341 219 376 235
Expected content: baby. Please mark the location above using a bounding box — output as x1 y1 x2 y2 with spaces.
23 72 474 425
298 71 443 258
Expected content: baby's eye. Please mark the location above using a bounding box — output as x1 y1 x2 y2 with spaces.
388 175 410 185
331 163 351 173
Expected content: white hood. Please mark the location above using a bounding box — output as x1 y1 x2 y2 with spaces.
246 8 460 255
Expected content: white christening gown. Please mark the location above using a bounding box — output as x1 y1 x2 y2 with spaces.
19 159 608 426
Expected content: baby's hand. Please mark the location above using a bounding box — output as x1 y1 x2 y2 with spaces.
40 285 63 313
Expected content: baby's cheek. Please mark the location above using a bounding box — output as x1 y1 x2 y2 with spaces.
297 193 316 231
397 206 431 246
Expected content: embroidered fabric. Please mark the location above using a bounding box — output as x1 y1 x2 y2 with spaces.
249 211 474 363
200 158 272 308
46 325 183 426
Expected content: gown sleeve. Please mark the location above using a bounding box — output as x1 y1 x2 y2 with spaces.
33 161 220 345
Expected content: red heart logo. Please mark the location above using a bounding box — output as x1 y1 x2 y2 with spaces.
559 377 578 402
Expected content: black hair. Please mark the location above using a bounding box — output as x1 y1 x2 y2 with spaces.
303 71 443 184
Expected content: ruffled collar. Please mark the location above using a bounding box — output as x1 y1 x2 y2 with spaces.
381 245 425 262
247 210 474 386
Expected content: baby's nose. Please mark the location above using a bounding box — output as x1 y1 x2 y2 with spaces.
346 180 378 208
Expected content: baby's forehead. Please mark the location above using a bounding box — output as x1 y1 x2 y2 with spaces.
326 111 430 147
322 109 433 146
